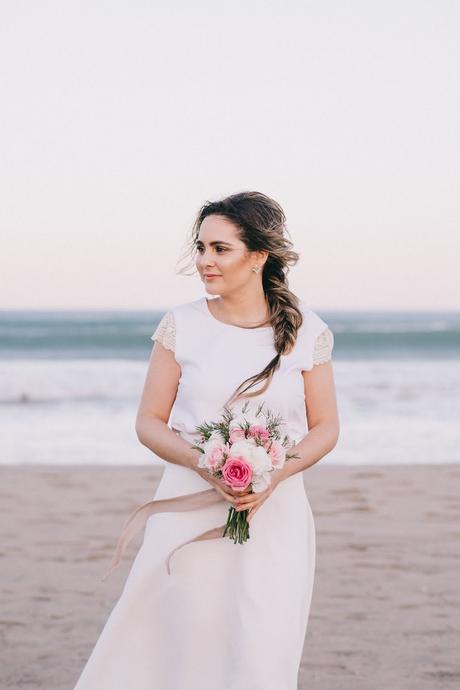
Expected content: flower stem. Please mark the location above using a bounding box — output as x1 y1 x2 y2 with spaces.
223 506 250 544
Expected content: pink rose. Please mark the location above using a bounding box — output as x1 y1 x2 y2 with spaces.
198 439 229 471
221 456 253 490
248 424 270 443
229 427 246 443
207 443 228 469
267 440 286 469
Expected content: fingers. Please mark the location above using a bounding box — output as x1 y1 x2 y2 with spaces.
214 477 258 507
234 487 272 512
225 485 251 496
217 488 237 504
236 487 270 505
202 474 242 506
247 506 259 523
220 483 252 498
218 485 237 502
236 502 256 512
235 496 260 511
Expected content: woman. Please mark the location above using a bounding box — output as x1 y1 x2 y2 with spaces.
73 191 340 690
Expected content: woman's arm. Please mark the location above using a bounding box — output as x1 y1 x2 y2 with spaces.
135 341 251 505
135 341 200 470
276 360 340 482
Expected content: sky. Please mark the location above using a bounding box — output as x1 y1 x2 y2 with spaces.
1 0 459 311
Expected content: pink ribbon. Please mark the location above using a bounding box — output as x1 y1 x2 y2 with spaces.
100 488 228 580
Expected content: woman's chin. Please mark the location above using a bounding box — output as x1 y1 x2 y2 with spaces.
204 283 220 294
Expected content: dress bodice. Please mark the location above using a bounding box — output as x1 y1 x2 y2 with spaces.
151 296 334 446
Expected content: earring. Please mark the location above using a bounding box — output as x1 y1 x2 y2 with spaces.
252 265 260 273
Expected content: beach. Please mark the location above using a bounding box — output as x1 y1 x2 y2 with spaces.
1 463 459 689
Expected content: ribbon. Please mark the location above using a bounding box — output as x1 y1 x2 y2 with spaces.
100 488 227 581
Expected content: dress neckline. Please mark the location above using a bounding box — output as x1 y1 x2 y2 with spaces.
201 297 273 332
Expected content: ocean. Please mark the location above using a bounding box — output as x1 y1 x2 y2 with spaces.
1 309 459 466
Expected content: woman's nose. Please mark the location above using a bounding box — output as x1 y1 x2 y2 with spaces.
198 251 216 267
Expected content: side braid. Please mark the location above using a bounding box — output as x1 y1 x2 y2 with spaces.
223 255 303 407
264 258 304 358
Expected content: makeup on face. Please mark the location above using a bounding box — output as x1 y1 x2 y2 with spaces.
195 216 251 283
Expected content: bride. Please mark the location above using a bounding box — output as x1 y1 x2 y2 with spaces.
73 190 340 690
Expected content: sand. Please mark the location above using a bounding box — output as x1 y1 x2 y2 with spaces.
1 463 459 689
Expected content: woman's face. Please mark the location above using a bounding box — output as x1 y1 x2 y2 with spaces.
195 214 266 295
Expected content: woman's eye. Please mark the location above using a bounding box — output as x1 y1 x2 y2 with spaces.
196 246 226 253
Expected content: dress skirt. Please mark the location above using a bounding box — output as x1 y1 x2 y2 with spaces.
73 462 316 690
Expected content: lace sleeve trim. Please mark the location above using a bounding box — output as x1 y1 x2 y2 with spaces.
312 327 334 365
150 310 176 352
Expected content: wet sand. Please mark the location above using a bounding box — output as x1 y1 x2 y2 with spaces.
1 464 459 689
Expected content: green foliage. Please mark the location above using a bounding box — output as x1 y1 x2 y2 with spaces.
189 443 205 454
193 400 294 458
194 421 217 441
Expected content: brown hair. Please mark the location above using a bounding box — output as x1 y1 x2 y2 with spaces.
177 191 303 407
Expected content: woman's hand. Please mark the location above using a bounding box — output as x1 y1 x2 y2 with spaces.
194 466 252 506
234 470 283 523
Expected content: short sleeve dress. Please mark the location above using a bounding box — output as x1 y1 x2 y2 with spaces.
73 295 334 690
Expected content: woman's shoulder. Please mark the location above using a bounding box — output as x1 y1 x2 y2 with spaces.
159 296 204 318
154 297 204 322
150 297 206 351
296 298 334 368
297 298 330 336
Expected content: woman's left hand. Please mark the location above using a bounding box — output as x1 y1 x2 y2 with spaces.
234 469 283 523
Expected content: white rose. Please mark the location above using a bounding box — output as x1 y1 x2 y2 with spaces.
252 470 272 493
250 445 272 474
228 438 255 463
230 439 272 474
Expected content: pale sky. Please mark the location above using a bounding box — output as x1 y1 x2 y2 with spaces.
1 0 459 311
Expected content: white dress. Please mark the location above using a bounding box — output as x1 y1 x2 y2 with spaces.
73 296 334 690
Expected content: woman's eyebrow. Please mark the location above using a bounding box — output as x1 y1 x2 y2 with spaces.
195 240 233 246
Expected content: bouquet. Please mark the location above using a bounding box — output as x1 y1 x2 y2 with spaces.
190 400 300 545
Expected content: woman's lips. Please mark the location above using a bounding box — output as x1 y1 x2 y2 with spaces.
204 275 221 280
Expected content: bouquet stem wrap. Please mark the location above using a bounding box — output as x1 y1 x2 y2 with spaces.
101 488 227 580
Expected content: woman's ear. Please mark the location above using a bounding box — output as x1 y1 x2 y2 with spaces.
254 249 269 268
